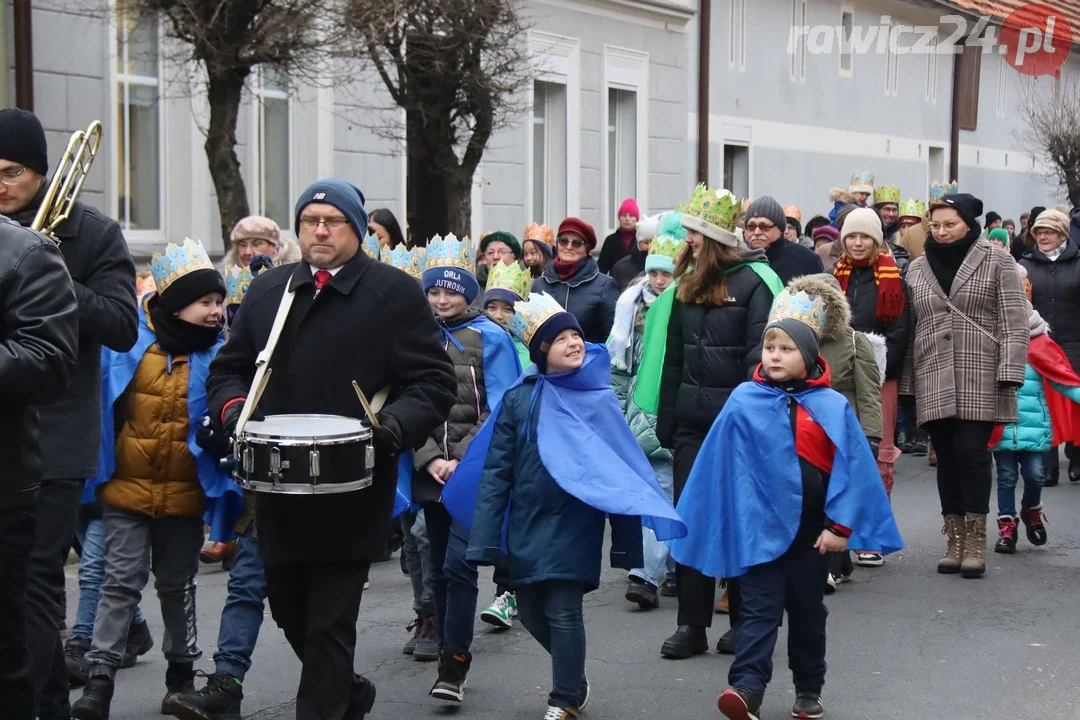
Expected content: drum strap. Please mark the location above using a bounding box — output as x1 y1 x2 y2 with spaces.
235 276 296 437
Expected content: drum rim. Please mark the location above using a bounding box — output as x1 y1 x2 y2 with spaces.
236 477 374 494
241 413 372 443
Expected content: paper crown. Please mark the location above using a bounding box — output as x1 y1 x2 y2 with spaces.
382 245 426 280
150 238 215 295
899 198 928 219
507 292 567 346
849 170 875 194
782 205 802 222
929 181 958 201
649 211 687 263
768 288 827 338
224 264 253 306
677 184 742 246
362 233 381 259
874 185 901 205
486 259 532 302
523 222 555 247
424 233 475 273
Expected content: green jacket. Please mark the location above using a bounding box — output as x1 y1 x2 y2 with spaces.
612 292 672 463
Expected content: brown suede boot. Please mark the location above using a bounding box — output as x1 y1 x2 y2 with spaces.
937 514 965 574
714 588 729 614
961 513 987 578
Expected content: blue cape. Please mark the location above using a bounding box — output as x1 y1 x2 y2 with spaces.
392 312 522 518
668 379 903 579
85 306 245 543
442 343 686 541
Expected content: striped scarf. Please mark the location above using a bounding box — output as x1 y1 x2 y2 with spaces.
833 250 905 326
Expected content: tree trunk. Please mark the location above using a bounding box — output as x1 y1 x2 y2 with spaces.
205 68 251 247
444 170 472 239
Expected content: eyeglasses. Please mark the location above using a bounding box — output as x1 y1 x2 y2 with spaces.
744 222 776 233
232 238 274 251
556 236 586 249
0 166 27 186
299 217 349 230
485 247 512 257
927 221 964 232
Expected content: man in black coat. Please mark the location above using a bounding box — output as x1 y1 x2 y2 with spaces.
743 195 824 284
206 178 456 719
0 215 78 720
0 109 138 720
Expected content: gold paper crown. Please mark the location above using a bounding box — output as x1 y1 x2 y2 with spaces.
849 170 875 193
874 185 901 204
929 181 958 201
486 260 532 302
647 235 683 263
424 233 475 273
150 238 215 295
899 198 927 219
225 264 253 306
783 205 802 222
507 292 567 346
382 245 426 280
767 289 827 338
363 233 381 259
523 222 555 247
677 184 742 245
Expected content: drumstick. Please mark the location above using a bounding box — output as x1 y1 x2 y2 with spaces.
352 381 382 429
235 367 272 437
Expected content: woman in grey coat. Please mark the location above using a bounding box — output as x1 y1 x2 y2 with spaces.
905 194 1028 579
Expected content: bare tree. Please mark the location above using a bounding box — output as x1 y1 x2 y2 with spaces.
344 0 531 242
1018 76 1080 207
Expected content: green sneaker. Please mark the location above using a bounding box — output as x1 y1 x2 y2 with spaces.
479 591 517 629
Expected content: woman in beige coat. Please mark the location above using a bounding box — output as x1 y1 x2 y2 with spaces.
905 194 1028 579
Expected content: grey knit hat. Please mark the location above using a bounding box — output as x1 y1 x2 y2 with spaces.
744 196 787 231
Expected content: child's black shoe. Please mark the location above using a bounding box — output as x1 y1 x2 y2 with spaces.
792 692 824 719
1021 505 1048 546
994 516 1018 553
717 687 761 720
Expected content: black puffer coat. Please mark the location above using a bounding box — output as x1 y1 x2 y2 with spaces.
533 257 619 343
1021 237 1080 372
841 266 911 379
656 254 775 447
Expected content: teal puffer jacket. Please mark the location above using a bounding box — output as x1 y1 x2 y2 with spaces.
992 363 1080 452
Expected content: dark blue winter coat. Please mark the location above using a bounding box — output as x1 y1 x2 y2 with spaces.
532 257 620 343
466 380 644 590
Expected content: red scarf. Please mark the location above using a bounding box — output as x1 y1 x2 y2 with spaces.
553 257 587 281
833 250 905 325
989 334 1080 448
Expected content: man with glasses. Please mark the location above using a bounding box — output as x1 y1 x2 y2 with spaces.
742 196 823 285
0 108 139 720
203 178 456 719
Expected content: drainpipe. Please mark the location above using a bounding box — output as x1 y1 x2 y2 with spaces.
0 2 7 105
949 50 961 184
696 0 710 184
14 0 33 111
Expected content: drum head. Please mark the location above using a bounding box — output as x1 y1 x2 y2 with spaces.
243 414 368 441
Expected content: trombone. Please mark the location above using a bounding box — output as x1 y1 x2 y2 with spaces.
31 120 104 244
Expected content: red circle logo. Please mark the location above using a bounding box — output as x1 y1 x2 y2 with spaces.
1000 3 1073 76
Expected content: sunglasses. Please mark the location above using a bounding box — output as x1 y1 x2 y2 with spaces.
744 222 776 233
556 236 586 249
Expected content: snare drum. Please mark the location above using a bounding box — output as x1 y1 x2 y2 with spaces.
234 414 375 494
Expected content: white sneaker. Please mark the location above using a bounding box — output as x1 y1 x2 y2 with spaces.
543 705 576 720
854 552 884 567
824 574 838 595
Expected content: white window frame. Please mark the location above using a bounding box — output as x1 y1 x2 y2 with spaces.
603 45 649 233
527 31 581 222
729 0 746 72
925 34 939 103
789 0 807 82
884 19 899 96
996 53 1008 117
248 66 295 232
839 6 854 78
109 4 167 241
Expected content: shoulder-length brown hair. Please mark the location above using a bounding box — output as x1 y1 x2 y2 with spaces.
674 236 746 305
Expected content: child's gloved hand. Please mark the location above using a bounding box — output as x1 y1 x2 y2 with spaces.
814 529 849 555
196 416 233 459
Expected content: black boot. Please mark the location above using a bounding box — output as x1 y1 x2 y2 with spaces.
162 671 244 720
162 662 196 714
64 635 91 688
716 627 736 655
429 649 472 702
1069 456 1080 483
660 625 708 659
1044 465 1060 488
121 618 154 668
71 671 114 720
625 577 659 609
346 674 377 718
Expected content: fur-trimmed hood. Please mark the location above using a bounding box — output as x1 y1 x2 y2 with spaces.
830 187 854 204
786 273 851 341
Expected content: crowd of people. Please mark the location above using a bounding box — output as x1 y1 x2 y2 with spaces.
1 104 1079 720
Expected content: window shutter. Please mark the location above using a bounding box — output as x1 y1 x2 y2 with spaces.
957 45 981 131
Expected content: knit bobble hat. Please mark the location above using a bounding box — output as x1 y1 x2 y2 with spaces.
0 108 48 176
618 198 641 220
840 207 884 247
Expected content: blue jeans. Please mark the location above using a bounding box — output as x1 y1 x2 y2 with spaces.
628 461 675 587
213 528 267 679
994 450 1044 518
401 510 434 617
424 503 480 653
515 581 588 711
72 513 144 640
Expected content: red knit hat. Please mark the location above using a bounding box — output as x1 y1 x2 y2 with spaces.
557 217 599 252
618 198 641 220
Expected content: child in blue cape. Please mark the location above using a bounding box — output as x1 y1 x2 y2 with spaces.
669 289 902 720
450 292 686 720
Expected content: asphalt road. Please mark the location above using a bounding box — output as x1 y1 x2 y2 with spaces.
65 452 1080 720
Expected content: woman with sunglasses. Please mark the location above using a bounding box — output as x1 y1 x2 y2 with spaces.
532 218 619 343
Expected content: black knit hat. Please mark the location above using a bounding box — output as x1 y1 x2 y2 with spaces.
937 193 984 230
0 108 48 176
157 268 227 313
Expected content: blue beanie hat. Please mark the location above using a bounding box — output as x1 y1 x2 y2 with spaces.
422 266 481 304
529 311 583 373
294 179 369 237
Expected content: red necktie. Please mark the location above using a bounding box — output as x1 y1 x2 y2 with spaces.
313 270 332 291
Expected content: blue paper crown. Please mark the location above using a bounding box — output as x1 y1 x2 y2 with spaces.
150 238 215 295
363 233 381 259
224 264 253 306
850 170 875 191
424 233 475 273
767 289 827 338
507 292 567 346
382 245 426 280
929 181 958 201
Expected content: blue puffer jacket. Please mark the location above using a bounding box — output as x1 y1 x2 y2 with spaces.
533 257 620 343
466 380 644 590
993 363 1080 452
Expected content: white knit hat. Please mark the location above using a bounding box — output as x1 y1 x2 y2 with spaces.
840 207 884 247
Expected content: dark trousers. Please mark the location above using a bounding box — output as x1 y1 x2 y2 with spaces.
729 546 829 696
0 503 36 720
515 581 588 711
1042 443 1075 472
27 478 81 719
264 562 371 720
673 439 739 630
926 420 995 515
423 503 481 653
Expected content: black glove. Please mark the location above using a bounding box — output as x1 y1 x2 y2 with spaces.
196 416 233 459
222 402 244 435
373 414 404 458
249 253 275 276
868 439 880 460
998 381 1023 390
